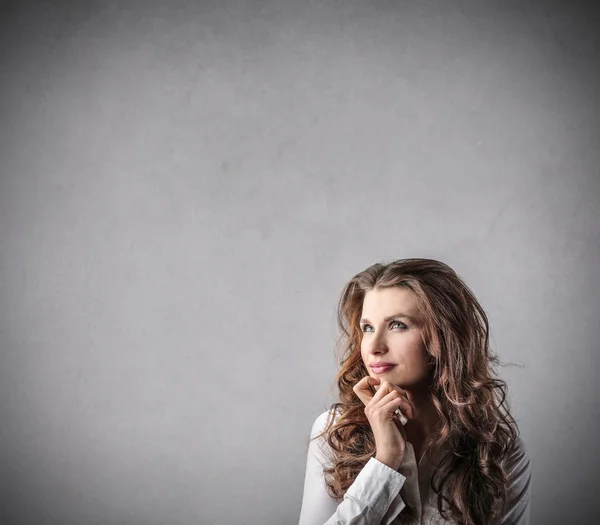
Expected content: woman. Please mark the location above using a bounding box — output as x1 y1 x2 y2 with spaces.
298 259 531 525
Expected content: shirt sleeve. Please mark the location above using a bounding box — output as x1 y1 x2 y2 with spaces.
298 411 407 525
498 436 532 525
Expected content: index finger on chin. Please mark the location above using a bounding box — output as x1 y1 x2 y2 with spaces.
353 376 379 404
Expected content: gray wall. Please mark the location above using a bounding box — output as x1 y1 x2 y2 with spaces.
1 1 598 524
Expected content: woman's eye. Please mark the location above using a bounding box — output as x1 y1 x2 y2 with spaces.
360 322 406 332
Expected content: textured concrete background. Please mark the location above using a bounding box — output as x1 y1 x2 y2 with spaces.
0 1 598 524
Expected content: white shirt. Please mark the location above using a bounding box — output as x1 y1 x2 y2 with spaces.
299 410 531 525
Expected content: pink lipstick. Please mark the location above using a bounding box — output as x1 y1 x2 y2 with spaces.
370 363 397 374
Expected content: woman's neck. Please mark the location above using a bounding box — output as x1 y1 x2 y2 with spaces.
404 388 440 447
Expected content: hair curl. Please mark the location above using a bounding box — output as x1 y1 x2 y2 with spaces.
314 258 519 525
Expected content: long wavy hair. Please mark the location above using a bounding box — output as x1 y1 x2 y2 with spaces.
314 258 519 525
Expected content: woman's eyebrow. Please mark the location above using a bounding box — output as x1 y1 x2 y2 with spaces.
359 313 417 324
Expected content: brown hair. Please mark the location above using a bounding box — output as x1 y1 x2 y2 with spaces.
315 258 519 525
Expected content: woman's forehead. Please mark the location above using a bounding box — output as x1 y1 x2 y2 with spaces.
361 287 421 319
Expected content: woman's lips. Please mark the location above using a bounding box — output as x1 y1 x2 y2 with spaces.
370 364 397 374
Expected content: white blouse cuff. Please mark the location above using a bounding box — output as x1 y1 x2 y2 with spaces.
343 457 407 522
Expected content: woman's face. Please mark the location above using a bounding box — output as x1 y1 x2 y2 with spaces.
360 286 433 390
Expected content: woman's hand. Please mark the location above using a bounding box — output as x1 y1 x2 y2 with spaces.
353 377 414 471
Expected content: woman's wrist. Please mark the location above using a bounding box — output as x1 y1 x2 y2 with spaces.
374 454 403 471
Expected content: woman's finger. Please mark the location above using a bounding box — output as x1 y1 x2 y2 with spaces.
371 389 402 410
355 379 415 423
353 376 380 406
371 390 411 423
376 382 414 419
365 380 400 407
354 377 398 406
378 397 409 427
365 382 404 415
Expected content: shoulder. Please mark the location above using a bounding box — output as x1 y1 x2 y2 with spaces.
309 407 341 440
505 436 531 471
306 408 342 468
504 435 532 492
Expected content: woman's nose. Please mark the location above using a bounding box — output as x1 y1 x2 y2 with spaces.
368 337 388 355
